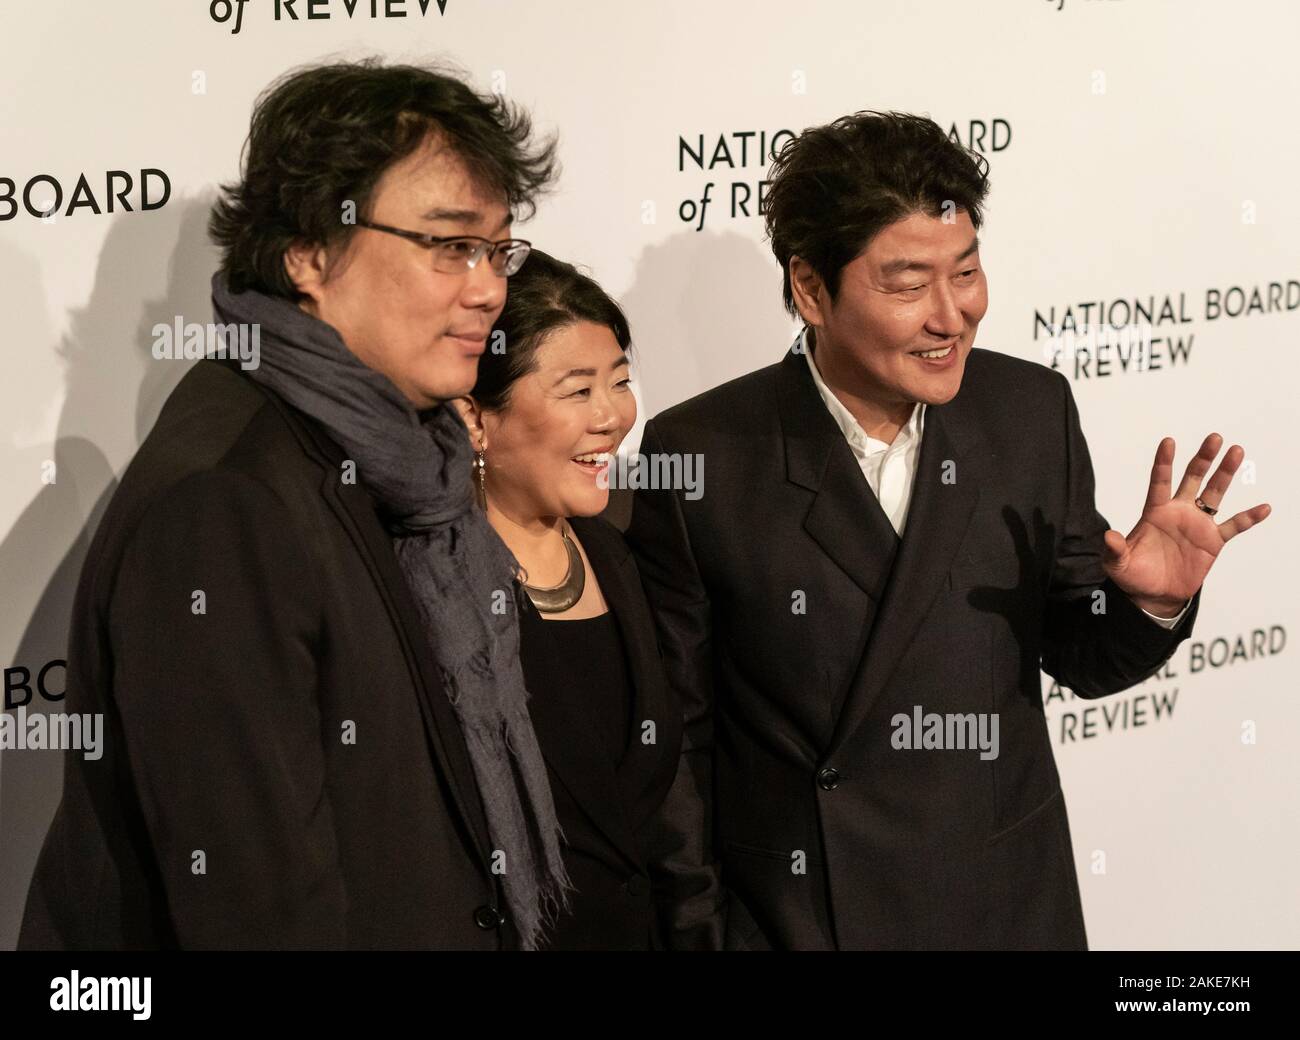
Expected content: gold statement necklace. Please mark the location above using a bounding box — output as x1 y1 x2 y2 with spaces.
520 520 586 614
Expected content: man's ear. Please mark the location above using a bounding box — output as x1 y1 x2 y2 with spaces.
283 239 331 309
789 256 828 329
451 395 487 451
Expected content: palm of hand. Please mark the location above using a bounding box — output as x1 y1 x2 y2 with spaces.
1102 434 1270 611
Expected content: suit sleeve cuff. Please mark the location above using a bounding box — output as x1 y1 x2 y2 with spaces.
1139 597 1194 629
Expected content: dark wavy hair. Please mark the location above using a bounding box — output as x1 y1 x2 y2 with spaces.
764 110 990 317
209 58 559 299
472 249 632 412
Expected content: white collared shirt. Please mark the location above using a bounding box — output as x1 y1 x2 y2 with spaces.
800 325 925 536
797 326 1187 629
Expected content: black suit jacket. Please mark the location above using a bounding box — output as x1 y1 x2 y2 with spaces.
625 344 1201 950
20 357 514 949
523 515 724 950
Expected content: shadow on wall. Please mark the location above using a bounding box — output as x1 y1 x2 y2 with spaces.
0 193 218 950
599 228 792 534
618 228 793 422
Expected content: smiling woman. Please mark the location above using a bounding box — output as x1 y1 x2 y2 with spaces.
450 250 724 950
453 249 636 600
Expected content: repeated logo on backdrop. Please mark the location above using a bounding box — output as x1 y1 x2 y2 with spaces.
1034 282 1300 380
674 118 1012 231
207 0 451 36
0 170 171 221
1043 624 1286 745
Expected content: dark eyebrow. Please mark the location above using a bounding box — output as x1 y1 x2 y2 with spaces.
879 235 981 278
420 207 515 236
550 354 631 386
421 207 479 223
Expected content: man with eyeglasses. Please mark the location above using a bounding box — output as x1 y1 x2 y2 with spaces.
20 59 564 950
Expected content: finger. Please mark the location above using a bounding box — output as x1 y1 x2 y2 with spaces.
1102 528 1129 567
1144 437 1176 510
1197 444 1245 513
1217 502 1271 544
1174 433 1223 500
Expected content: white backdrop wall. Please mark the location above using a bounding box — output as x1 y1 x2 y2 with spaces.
1 0 1295 950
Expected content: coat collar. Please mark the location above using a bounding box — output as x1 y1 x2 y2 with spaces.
778 341 902 602
201 357 497 869
800 325 927 459
774 344 990 754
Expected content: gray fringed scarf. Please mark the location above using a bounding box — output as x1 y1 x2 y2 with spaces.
211 273 571 949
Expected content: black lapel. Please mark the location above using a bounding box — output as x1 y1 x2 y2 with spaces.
205 358 495 868
521 518 664 871
569 516 680 828
778 346 902 603
825 393 988 757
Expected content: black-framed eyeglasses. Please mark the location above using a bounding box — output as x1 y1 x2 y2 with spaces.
356 219 532 276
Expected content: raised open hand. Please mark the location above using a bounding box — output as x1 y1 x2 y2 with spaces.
1103 433 1270 617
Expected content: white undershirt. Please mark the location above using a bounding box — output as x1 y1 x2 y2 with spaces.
798 327 1187 629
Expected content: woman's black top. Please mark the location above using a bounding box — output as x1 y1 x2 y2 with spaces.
508 514 721 952
520 609 634 764
518 601 655 950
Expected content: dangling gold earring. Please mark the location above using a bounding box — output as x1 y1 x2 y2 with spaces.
473 446 487 510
